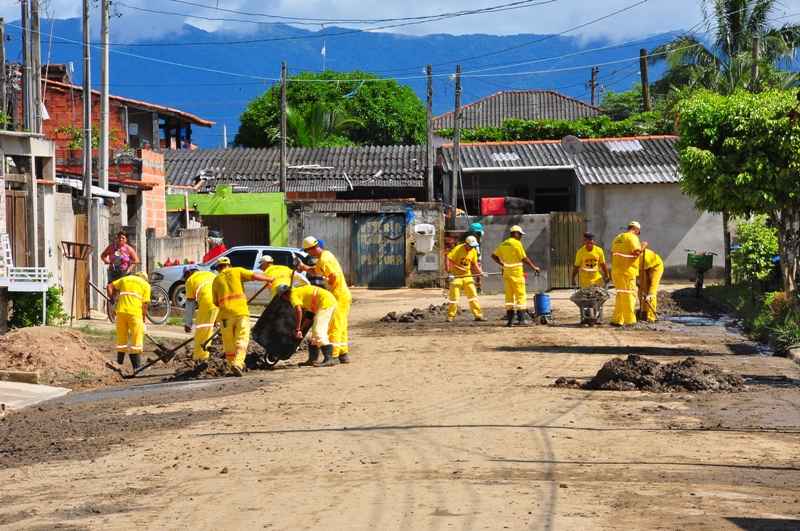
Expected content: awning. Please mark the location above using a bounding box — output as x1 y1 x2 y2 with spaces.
55 176 120 199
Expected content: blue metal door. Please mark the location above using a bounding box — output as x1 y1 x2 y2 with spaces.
352 214 405 287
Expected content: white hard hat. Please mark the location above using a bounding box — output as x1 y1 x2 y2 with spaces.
510 225 525 235
259 254 274 264
628 221 641 230
302 236 319 250
465 235 479 248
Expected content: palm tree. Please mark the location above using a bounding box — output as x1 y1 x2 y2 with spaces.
651 0 800 96
286 102 363 148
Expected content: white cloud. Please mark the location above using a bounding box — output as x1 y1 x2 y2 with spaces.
2 0 800 42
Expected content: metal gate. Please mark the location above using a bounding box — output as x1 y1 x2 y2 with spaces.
301 213 352 284
550 211 586 288
352 214 405 288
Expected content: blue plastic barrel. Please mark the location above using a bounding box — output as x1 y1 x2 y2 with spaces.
534 292 551 315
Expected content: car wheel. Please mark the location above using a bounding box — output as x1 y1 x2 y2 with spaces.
171 283 187 308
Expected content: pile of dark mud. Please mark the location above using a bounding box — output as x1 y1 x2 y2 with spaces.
657 288 727 316
380 303 450 323
555 354 745 392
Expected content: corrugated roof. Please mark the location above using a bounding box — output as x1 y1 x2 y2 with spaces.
165 145 426 192
432 90 601 130
439 136 680 185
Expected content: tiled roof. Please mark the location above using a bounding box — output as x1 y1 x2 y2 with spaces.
439 136 680 185
165 145 426 192
432 90 601 130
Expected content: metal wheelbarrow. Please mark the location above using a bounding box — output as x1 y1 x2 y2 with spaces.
570 287 610 326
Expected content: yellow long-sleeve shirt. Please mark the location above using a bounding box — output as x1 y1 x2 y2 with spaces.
112 275 151 318
212 267 255 319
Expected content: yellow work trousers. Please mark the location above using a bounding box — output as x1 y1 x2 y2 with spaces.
644 267 664 322
310 305 336 346
193 305 219 362
503 274 527 310
329 289 351 358
221 315 250 370
448 278 483 319
115 312 144 354
612 271 638 325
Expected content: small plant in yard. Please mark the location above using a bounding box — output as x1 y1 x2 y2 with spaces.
9 287 67 328
731 215 779 288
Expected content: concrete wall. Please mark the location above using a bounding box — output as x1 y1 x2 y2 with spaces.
584 183 724 277
140 149 167 238
146 227 208 273
455 214 551 295
52 191 77 316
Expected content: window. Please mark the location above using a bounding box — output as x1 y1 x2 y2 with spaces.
224 249 259 269
269 251 295 267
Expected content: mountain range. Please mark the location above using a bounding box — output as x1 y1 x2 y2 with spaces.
4 18 678 147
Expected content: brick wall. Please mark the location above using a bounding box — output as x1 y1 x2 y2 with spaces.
140 149 167 237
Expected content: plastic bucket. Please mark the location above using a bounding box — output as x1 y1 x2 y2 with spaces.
534 292 551 315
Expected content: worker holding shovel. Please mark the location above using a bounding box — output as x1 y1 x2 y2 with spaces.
278 284 338 368
211 257 272 377
491 225 542 327
446 235 486 322
639 248 664 323
183 265 218 369
107 271 151 372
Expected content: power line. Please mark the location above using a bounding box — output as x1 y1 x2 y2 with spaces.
108 0 560 46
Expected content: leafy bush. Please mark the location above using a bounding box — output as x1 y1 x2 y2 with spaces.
731 215 779 286
9 287 67 328
436 111 673 142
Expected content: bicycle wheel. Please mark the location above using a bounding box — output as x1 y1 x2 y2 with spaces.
106 298 116 323
147 285 171 324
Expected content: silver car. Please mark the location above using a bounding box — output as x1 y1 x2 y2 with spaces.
149 245 308 308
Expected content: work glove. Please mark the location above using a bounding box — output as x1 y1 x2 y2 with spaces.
644 294 653 302
447 274 455 283
481 271 488 278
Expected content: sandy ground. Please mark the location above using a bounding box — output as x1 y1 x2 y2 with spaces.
1 286 799 530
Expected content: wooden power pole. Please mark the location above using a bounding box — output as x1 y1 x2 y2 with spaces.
20 0 31 131
426 64 434 202
279 61 287 194
639 48 651 112
0 18 6 128
589 66 599 106
82 0 92 200
31 0 41 133
100 0 110 190
451 64 462 217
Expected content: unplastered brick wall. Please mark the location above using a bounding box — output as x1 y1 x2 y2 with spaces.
140 149 167 237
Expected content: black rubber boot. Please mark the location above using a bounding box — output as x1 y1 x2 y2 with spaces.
516 311 530 325
299 345 320 367
338 353 351 364
129 353 143 371
505 310 515 327
316 345 337 367
117 351 126 365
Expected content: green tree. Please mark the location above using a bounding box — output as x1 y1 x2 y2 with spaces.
731 215 779 286
651 0 800 96
285 102 363 148
601 85 644 120
235 71 426 147
677 89 800 294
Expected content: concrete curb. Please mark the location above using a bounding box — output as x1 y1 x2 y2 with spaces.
788 347 800 367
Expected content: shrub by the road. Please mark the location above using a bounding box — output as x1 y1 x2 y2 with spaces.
9 286 67 328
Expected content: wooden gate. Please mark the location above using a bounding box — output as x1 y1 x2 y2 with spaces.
5 189 29 267
550 212 586 288
74 214 90 319
352 214 405 288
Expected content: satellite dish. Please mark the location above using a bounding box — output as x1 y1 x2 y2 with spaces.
561 135 584 156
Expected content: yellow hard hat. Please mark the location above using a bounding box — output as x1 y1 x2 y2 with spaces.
465 235 479 247
216 257 231 265
510 225 525 235
628 221 641 230
302 236 319 250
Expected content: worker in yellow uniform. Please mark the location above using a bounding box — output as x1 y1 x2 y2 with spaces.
279 284 338 367
610 221 647 327
298 237 352 364
107 271 151 372
491 225 542 327
211 257 271 376
571 232 609 288
446 235 485 322
640 248 664 323
258 254 309 295
182 265 218 367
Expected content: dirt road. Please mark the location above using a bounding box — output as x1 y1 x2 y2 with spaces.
1 288 799 530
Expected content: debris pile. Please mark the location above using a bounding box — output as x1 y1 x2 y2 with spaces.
570 287 610 304
380 303 450 323
0 327 121 387
556 355 745 392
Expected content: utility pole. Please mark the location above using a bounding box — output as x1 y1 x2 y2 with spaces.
20 0 31 131
450 64 462 218
426 64 434 202
222 124 228 148
31 0 41 133
82 0 92 200
0 18 6 129
99 0 110 190
279 61 287 193
639 48 651 112
589 66 599 106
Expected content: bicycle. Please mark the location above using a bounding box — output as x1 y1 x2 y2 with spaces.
686 249 717 298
